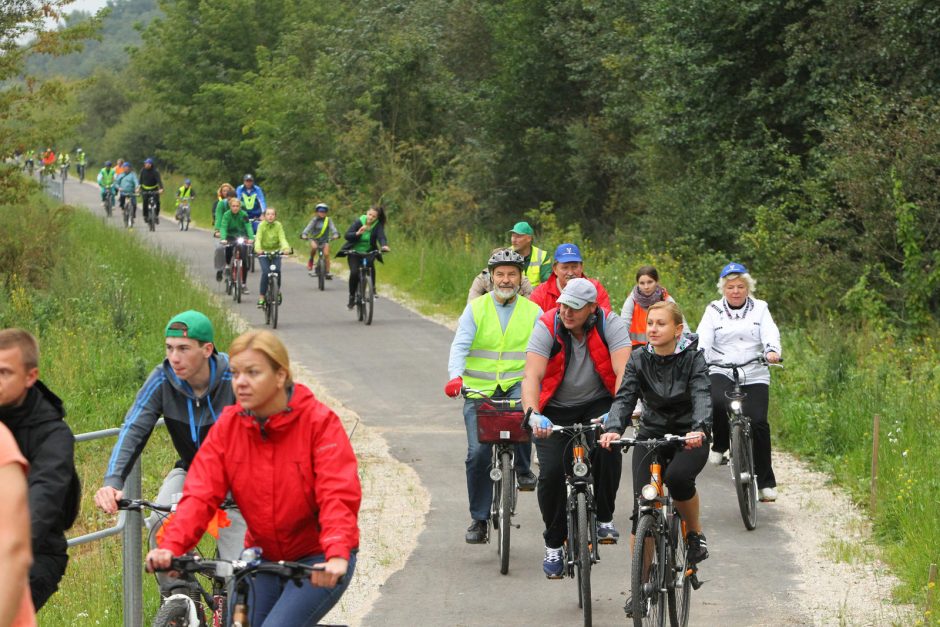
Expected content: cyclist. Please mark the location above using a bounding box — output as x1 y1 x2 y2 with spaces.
301 202 340 278
521 278 631 576
214 198 254 292
74 148 86 180
175 178 195 221
56 151 70 178
528 242 612 312
445 249 541 543
145 330 360 626
96 161 117 209
339 205 390 310
23 148 35 174
599 301 711 615
696 262 781 501
93 312 247 564
509 221 553 287
619 265 687 418
138 157 164 224
115 162 139 225
254 207 291 308
236 173 267 229
467 247 534 303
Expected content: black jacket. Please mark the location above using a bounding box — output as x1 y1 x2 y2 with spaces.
0 381 79 557
339 216 388 261
138 166 163 189
607 334 712 437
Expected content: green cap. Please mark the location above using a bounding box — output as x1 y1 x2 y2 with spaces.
509 221 534 236
165 310 214 343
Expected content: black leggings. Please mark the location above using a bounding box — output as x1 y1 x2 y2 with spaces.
709 375 775 489
536 397 621 548
630 434 708 533
347 255 376 298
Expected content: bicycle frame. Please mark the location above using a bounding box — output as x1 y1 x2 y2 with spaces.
560 425 601 574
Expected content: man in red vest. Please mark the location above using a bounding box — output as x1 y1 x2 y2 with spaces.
521 279 632 578
528 243 612 312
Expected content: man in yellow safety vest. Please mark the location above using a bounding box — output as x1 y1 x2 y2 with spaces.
509 221 553 287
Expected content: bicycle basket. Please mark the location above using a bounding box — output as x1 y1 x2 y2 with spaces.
475 400 529 444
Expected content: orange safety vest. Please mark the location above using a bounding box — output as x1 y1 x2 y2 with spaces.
628 288 671 346
538 307 617 411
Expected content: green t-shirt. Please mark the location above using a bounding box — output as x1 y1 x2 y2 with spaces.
352 215 374 253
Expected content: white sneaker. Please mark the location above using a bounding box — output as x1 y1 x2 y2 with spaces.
759 487 778 502
708 450 725 465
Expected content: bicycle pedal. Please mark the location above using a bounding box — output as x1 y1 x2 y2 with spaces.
598 537 617 545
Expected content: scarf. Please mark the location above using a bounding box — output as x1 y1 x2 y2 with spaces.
633 285 664 310
722 296 754 320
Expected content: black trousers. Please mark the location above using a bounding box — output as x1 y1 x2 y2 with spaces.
536 396 621 548
31 552 68 611
630 434 708 533
347 255 376 298
709 375 776 489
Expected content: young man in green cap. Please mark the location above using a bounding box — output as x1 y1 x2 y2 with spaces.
509 221 553 287
93 311 246 560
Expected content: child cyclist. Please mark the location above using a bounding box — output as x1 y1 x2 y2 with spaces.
255 207 291 308
300 203 340 279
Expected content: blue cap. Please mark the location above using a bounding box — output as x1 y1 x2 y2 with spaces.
125 162 132 168
144 158 154 165
720 262 748 278
184 178 191 185
104 161 112 167
554 243 583 264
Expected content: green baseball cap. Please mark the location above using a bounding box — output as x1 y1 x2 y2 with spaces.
165 310 214 343
509 221 534 236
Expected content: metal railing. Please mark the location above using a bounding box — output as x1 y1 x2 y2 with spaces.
68 420 164 627
39 170 65 203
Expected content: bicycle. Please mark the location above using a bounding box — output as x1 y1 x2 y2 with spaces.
257 251 289 329
77 162 86 183
614 434 702 627
120 191 138 229
347 250 384 325
705 355 783 530
525 420 602 627
177 200 191 231
60 163 69 181
461 387 530 575
224 238 249 304
103 187 115 218
300 234 333 292
142 190 160 232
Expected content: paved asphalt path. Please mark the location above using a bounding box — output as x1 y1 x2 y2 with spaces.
65 178 811 626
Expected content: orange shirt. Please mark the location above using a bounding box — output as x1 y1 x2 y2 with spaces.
0 424 36 627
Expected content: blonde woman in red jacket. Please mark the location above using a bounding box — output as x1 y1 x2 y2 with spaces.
146 330 360 626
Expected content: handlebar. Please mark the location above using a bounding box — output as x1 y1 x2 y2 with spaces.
156 555 324 580
118 497 237 513
706 355 784 369
612 433 698 450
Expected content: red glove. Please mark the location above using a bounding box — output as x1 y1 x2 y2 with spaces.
444 377 463 398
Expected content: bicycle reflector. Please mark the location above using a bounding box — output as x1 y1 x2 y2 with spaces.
730 400 743 412
641 484 659 501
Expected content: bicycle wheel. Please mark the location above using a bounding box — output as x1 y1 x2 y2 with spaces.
233 260 242 303
574 492 592 625
270 280 279 329
632 514 666 627
731 421 757 530
667 515 691 627
363 273 374 325
498 450 513 575
151 596 195 627
317 253 325 291
148 201 156 232
356 271 365 321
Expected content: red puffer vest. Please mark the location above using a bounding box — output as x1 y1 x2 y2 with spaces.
538 307 617 410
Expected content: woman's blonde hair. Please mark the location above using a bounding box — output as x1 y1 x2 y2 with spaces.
717 273 757 295
229 330 292 385
647 301 684 326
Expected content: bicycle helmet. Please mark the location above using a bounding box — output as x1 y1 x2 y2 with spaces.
104 161 112 167
487 248 525 272
315 203 328 213
244 173 254 181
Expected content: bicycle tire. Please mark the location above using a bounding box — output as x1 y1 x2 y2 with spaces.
632 513 666 627
270 280 279 329
356 271 365 321
233 259 242 303
151 596 195 627
577 491 592 626
317 253 325 291
667 514 691 627
498 450 512 575
363 273 374 325
731 421 757 530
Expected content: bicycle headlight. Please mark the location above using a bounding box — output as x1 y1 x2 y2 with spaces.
573 461 589 477
489 467 502 481
730 399 742 412
641 483 659 501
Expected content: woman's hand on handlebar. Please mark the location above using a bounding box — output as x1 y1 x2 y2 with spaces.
599 432 622 449
765 351 781 364
529 412 553 439
684 431 706 449
381 245 390 252
145 548 175 573
310 557 348 588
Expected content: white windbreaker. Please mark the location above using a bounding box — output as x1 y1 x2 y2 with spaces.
696 297 781 385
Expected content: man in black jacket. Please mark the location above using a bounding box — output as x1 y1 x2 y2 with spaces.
0 328 78 611
138 157 165 223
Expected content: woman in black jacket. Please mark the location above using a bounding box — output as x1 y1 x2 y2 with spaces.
600 301 711 568
339 205 391 309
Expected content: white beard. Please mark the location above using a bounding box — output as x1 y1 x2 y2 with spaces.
494 286 519 301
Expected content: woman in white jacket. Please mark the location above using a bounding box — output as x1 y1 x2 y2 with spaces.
697 262 782 501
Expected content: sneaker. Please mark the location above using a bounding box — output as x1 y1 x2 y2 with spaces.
347 298 355 310
465 519 488 544
241 285 249 294
708 449 729 466
257 298 266 308
543 546 564 579
596 520 620 545
155 216 160 225
277 293 283 305
216 270 223 282
685 531 709 564
517 471 537 492
307 259 314 271
325 273 333 280
759 487 778 502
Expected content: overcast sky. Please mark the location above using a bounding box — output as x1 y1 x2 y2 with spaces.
69 0 111 14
